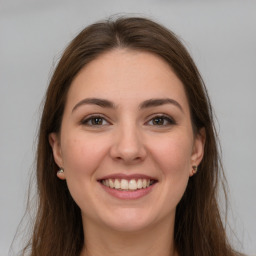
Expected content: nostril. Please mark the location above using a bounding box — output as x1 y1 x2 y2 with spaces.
114 155 144 164
109 133 147 162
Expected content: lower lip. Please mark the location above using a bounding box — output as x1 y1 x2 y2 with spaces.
99 182 157 200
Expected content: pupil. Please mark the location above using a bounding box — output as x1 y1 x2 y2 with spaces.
92 118 102 125
153 117 164 125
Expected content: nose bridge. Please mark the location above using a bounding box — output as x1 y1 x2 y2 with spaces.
110 117 146 163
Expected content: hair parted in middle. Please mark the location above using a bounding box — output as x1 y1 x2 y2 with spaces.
22 16 237 256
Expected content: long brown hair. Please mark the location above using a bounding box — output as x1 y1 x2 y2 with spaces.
21 16 241 256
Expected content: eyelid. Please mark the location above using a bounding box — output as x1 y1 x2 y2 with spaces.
145 114 176 126
79 113 176 127
80 114 112 126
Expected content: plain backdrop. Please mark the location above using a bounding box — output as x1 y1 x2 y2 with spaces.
0 0 255 255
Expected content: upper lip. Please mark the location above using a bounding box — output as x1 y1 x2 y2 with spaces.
98 173 158 181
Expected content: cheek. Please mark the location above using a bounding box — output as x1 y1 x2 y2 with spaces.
145 133 193 218
149 133 193 176
60 133 110 210
61 133 109 179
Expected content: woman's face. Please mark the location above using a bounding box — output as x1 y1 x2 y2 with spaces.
50 49 204 233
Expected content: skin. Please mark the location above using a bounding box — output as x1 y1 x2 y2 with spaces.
50 49 205 256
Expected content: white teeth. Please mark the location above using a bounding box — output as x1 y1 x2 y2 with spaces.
128 179 137 190
114 179 121 189
109 179 114 188
120 179 129 190
101 178 154 191
142 179 147 188
137 179 143 189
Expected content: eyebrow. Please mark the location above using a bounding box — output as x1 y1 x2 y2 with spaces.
72 98 115 112
139 98 183 112
72 97 183 113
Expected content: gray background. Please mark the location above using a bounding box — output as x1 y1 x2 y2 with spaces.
0 0 255 255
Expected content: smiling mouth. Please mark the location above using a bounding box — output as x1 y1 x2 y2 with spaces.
99 178 157 191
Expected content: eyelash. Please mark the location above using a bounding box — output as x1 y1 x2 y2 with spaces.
80 115 110 126
146 115 176 126
80 114 176 127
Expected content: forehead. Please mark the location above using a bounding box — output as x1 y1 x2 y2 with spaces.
66 49 190 112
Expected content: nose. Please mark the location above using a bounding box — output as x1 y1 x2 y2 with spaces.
110 122 147 164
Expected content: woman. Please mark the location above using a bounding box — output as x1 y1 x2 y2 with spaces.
21 17 242 256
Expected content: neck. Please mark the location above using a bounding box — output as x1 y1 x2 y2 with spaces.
80 216 178 256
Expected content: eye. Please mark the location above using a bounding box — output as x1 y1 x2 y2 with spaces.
146 115 176 126
81 115 110 126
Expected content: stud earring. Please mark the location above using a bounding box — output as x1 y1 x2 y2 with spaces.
192 165 198 175
57 168 64 174
57 168 65 180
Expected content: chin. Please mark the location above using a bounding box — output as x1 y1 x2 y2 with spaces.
99 208 158 233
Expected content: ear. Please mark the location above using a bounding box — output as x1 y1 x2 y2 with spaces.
49 133 65 179
190 128 206 176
